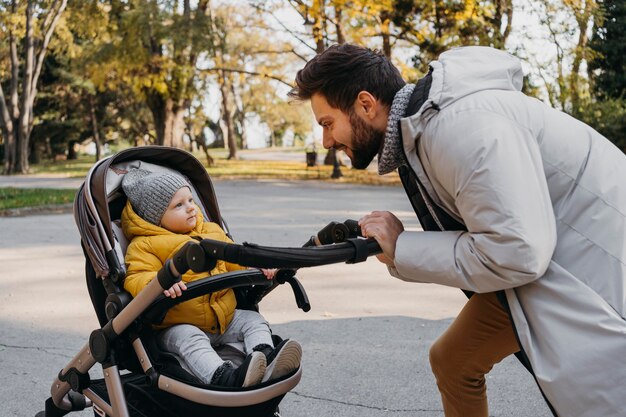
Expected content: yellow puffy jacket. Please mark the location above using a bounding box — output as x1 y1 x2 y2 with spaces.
121 201 245 334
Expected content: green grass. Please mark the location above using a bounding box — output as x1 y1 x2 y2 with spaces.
3 150 400 212
0 187 77 210
202 159 399 185
30 156 95 177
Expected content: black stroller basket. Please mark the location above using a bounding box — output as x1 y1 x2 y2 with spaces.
38 146 381 417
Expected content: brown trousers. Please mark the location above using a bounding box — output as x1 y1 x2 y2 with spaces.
429 292 520 417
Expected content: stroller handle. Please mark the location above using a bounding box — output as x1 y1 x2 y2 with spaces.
195 236 381 269
181 218 380 270
143 269 273 325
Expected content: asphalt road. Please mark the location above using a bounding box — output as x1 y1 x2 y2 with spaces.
0 178 551 417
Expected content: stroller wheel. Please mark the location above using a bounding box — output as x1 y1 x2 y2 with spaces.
35 412 45 417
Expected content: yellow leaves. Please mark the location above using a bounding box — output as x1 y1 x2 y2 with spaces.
395 61 422 84
153 80 169 96
562 0 597 12
351 0 394 17
1 5 28 38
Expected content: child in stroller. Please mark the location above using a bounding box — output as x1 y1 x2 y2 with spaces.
38 147 307 417
38 146 380 417
120 167 302 388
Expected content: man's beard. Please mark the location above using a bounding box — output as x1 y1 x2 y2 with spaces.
348 110 386 169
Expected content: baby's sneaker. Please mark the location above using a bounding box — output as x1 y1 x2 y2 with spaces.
211 351 266 387
261 339 302 382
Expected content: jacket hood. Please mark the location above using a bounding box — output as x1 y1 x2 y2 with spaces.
430 46 524 110
400 46 525 153
121 200 205 240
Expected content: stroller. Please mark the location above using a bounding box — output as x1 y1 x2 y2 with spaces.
37 146 381 417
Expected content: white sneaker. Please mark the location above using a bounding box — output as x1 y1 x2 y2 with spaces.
262 339 302 383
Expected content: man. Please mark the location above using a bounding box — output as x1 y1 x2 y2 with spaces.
290 44 626 417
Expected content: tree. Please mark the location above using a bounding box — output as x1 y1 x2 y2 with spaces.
589 0 626 98
27 1 156 163
88 0 215 148
518 0 599 114
30 56 94 162
208 7 239 159
185 102 215 166
585 0 626 151
259 0 516 177
202 1 309 158
0 0 68 174
276 0 344 177
388 0 514 73
31 56 145 162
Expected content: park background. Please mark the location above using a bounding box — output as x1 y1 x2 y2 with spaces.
1 2 623 415
1 0 625 181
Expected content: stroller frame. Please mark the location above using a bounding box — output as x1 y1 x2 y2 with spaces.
39 146 380 417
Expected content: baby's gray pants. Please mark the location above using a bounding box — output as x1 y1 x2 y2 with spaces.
157 309 273 384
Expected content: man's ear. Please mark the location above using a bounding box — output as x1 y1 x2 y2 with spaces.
355 91 379 120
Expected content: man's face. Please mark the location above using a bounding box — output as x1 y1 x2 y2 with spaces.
311 93 385 169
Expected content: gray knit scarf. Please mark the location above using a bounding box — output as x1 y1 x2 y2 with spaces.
378 83 416 175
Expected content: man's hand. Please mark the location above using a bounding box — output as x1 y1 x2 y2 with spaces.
164 281 187 298
358 211 404 266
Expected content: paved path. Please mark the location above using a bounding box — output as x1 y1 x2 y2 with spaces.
0 179 551 417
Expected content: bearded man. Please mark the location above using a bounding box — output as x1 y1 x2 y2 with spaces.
290 44 626 417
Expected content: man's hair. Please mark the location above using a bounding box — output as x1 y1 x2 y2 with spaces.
289 43 405 112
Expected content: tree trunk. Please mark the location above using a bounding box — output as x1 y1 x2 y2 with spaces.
1 118 16 175
89 96 102 161
326 148 343 178
207 120 224 148
312 0 326 53
0 21 17 174
269 131 276 147
168 109 185 148
335 6 345 44
310 1 342 178
236 114 248 150
380 11 392 58
229 81 247 150
493 0 513 49
30 139 41 164
149 96 166 146
45 137 53 160
16 0 35 174
1 0 67 174
197 131 214 167
67 140 78 160
147 93 185 148
5 124 17 176
219 75 237 160
569 1 593 116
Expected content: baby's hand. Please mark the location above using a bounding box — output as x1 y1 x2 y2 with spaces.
164 281 187 298
261 268 277 280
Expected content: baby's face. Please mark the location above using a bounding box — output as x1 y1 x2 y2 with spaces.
160 187 197 233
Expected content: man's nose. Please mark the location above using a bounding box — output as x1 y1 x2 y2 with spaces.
322 131 335 149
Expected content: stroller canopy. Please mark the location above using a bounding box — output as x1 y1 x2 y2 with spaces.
74 146 223 279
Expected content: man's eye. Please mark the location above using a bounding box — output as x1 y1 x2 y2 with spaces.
176 203 182 208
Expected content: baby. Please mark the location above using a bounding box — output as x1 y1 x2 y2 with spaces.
121 168 301 387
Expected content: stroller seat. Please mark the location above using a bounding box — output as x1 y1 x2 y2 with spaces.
38 147 303 417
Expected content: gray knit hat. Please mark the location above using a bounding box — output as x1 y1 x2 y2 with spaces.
122 168 190 225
